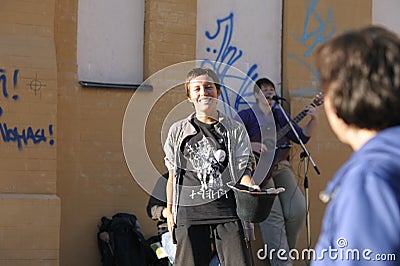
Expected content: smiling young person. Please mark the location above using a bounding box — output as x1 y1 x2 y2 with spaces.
163 67 257 265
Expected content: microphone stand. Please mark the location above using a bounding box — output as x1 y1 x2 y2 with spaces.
300 151 311 265
273 98 320 265
273 99 320 176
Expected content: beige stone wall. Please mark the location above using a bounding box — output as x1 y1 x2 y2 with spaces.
0 0 60 265
0 0 196 265
144 0 197 79
55 0 197 265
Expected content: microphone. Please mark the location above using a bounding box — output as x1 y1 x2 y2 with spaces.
267 95 286 101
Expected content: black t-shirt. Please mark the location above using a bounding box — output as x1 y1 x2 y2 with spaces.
176 117 238 225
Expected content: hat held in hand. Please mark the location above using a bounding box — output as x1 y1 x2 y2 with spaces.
227 182 285 223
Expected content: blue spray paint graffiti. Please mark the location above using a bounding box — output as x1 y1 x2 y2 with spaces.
0 68 19 100
0 123 54 149
289 0 336 80
201 12 259 116
0 68 55 149
0 68 19 116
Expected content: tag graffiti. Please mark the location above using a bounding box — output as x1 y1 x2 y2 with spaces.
0 123 55 150
0 67 55 150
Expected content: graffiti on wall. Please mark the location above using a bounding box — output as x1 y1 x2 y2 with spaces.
0 68 55 150
199 0 337 103
0 69 19 117
289 0 337 80
200 12 259 116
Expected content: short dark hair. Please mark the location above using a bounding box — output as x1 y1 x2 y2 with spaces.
254 77 275 94
185 67 221 97
316 25 400 130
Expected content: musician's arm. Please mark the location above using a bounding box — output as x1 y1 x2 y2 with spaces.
302 105 319 137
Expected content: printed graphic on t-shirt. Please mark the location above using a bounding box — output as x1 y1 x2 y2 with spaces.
184 135 228 200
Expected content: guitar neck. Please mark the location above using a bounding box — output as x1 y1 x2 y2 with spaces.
276 103 315 141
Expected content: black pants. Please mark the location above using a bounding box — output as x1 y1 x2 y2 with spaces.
174 220 250 266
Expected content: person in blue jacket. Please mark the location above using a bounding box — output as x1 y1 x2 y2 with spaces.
313 25 400 265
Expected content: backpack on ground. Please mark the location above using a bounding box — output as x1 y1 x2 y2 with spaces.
97 212 156 266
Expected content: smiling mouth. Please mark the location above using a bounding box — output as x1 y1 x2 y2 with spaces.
199 97 213 104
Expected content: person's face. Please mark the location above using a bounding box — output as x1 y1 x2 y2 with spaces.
255 84 276 106
187 74 220 115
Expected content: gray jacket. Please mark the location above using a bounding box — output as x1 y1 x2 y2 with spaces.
163 112 256 220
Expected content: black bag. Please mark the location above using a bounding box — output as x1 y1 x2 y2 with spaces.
97 213 155 266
